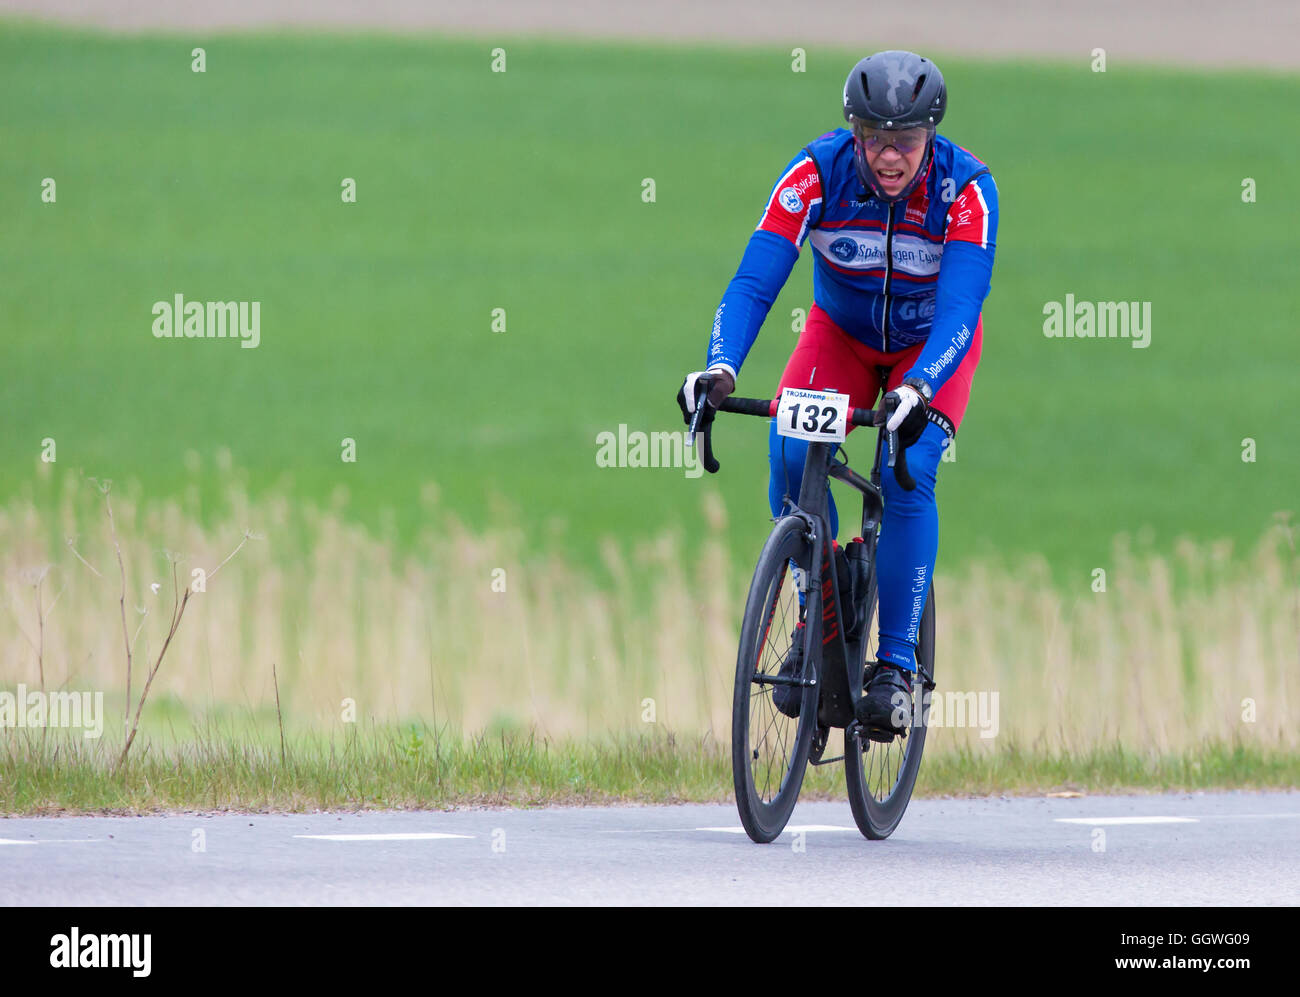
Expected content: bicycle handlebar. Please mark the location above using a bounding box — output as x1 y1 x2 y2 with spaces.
685 377 916 490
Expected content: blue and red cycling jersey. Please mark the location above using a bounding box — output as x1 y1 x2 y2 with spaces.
707 128 998 397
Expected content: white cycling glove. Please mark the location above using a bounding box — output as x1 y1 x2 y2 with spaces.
679 366 736 415
884 384 925 433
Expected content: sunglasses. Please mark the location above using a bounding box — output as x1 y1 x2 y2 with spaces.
852 123 932 154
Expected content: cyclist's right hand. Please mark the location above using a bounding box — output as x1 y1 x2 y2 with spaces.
882 384 927 449
676 368 736 426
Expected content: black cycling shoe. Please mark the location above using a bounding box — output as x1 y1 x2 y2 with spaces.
771 620 806 718
855 660 914 733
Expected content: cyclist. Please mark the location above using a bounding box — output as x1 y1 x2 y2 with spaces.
678 50 998 733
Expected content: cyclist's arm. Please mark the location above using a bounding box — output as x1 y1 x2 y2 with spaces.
707 153 824 380
903 172 999 394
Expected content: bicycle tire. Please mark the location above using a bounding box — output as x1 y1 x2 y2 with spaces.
844 572 936 840
731 515 820 843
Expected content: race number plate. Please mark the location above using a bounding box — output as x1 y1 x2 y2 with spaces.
775 387 850 444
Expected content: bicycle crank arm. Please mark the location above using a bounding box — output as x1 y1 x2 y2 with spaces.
809 754 846 767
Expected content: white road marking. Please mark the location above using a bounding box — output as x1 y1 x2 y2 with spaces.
293 832 474 841
0 838 102 845
1055 817 1198 825
697 824 856 834
1056 814 1300 825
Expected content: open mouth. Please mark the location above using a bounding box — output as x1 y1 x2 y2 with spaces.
877 168 905 183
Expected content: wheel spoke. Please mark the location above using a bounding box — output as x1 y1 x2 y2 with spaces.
845 580 933 839
749 568 799 803
733 521 816 840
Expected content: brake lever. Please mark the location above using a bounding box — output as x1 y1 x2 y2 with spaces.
701 421 719 474
685 374 713 446
683 375 722 474
885 425 916 491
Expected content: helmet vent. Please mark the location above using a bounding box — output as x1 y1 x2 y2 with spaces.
859 71 870 100
912 74 926 101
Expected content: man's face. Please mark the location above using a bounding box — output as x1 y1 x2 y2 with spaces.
853 122 930 198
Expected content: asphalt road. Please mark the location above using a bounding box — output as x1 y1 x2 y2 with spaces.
2 791 1297 905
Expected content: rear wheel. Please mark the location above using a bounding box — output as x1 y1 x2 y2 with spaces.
731 515 820 843
844 574 935 840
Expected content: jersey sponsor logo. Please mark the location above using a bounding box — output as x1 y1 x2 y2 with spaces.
812 231 942 275
828 237 858 262
895 295 937 323
945 178 994 249
709 303 726 360
905 189 930 225
778 187 804 213
757 158 821 246
921 323 973 381
787 172 819 199
893 240 943 273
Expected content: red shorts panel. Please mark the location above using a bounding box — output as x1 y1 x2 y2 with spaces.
774 303 982 435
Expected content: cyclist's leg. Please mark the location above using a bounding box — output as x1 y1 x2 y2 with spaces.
875 318 983 672
767 304 880 535
768 424 842 536
875 422 944 671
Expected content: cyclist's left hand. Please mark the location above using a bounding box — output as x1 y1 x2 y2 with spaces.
883 383 928 448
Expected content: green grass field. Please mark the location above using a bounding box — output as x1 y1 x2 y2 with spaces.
2 23 1297 585
6 727 1296 815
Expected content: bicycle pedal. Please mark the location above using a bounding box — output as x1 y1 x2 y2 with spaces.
864 725 905 744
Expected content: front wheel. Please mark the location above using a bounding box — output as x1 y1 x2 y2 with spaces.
731 515 820 843
844 575 935 840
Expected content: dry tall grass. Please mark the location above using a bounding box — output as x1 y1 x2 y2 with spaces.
2 467 1296 757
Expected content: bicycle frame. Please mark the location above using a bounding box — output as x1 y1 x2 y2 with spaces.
689 379 937 839
778 429 888 729
684 378 924 726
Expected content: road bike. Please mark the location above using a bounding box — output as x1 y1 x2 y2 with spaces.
687 377 936 843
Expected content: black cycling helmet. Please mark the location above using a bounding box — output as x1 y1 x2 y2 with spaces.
841 51 946 203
